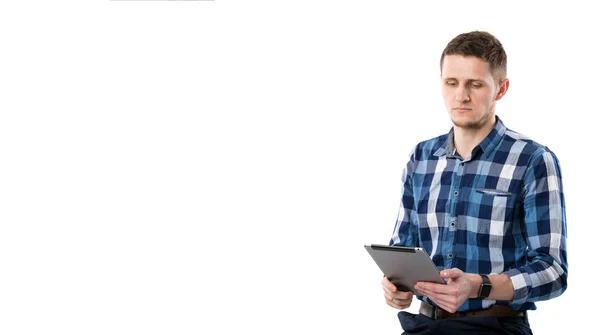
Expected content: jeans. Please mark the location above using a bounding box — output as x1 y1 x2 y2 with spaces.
398 311 533 335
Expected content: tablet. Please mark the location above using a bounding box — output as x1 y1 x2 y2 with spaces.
364 244 446 294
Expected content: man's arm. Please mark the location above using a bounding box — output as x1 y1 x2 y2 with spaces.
389 147 418 247
502 148 568 304
382 146 419 310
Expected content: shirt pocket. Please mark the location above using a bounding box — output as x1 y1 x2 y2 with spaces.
466 188 518 247
475 188 513 197
471 188 517 221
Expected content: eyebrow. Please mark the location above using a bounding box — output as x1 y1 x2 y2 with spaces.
443 77 485 83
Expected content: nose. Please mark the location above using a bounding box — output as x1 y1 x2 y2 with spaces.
455 86 470 102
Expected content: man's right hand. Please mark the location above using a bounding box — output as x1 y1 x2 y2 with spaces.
382 277 414 310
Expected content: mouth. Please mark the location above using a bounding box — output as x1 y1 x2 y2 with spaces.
453 107 472 112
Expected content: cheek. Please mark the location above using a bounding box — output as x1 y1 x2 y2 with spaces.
473 94 492 108
441 92 453 106
484 91 496 103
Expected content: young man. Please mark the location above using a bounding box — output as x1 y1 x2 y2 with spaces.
381 31 568 335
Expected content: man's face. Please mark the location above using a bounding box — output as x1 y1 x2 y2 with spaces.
441 55 507 130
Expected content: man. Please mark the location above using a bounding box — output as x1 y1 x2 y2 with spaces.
381 31 567 335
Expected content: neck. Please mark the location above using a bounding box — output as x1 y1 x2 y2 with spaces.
453 116 497 159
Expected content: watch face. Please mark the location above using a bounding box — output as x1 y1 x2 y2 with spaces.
478 275 492 299
480 284 492 298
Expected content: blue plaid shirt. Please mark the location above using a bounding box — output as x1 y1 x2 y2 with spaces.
389 117 567 312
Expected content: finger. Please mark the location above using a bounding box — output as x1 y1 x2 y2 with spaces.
415 286 443 301
416 288 459 311
387 296 411 310
413 285 438 301
383 292 393 302
415 282 450 295
393 290 413 300
385 295 398 309
381 277 397 292
422 291 452 306
392 291 414 305
386 299 398 309
382 285 403 296
395 302 411 309
384 291 411 305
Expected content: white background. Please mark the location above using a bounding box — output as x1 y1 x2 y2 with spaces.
0 1 597 334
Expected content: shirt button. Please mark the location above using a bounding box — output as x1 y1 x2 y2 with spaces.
448 253 454 258
453 191 459 196
450 221 456 227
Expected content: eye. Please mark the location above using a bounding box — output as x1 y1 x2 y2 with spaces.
471 82 483 88
445 81 457 86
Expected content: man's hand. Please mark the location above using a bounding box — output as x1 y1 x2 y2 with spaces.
382 277 414 310
413 268 480 313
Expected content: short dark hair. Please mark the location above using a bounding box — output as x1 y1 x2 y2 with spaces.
440 31 507 82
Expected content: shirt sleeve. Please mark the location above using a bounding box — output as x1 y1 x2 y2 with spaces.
389 147 419 247
503 148 568 304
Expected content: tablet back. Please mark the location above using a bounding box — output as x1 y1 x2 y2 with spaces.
364 244 446 294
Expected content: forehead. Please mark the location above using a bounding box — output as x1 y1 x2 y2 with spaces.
441 55 493 80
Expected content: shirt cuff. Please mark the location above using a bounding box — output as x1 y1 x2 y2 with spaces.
504 268 531 305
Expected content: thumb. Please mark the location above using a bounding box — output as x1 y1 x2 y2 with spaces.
440 268 463 279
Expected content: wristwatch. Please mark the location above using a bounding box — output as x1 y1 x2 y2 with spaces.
476 274 492 299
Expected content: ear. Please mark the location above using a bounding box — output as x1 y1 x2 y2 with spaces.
495 78 510 101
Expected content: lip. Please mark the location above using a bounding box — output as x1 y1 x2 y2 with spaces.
453 107 472 112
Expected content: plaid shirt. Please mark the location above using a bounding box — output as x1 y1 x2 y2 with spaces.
389 117 568 312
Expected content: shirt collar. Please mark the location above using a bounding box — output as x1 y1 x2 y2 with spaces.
434 116 507 158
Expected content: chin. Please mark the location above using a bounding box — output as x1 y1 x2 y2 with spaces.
451 117 485 130
451 112 495 130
